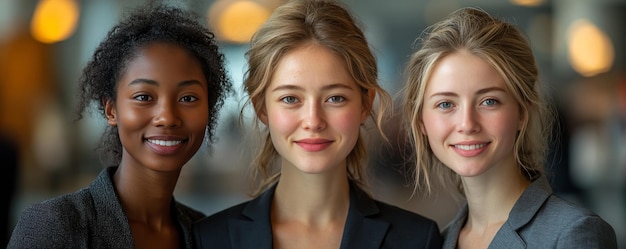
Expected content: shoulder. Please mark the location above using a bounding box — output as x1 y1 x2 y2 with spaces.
374 200 438 227
194 201 249 231
371 199 443 247
521 195 617 248
175 201 206 222
192 201 251 249
19 187 95 224
8 188 95 248
537 195 606 224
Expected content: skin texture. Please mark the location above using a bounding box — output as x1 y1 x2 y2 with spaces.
106 42 209 173
104 42 209 249
260 43 370 177
259 42 372 249
421 50 522 180
421 50 527 248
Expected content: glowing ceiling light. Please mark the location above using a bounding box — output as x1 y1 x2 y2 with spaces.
30 0 80 44
510 0 544 7
567 19 614 77
209 0 271 44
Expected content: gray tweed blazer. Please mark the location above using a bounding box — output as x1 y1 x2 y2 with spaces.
442 176 617 249
8 167 205 249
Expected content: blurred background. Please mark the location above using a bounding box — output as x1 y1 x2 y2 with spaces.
1 0 625 247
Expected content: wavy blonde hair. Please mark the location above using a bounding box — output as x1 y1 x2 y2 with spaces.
401 7 554 196
242 0 391 196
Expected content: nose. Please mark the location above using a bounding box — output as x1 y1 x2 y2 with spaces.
153 99 182 128
301 101 326 131
458 105 480 134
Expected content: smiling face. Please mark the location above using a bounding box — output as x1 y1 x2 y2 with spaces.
259 43 370 176
105 42 209 172
421 50 523 179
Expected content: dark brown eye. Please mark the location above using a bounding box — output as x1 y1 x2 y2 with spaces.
180 95 198 102
134 95 152 101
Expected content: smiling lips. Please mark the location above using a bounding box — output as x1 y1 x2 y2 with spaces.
295 138 333 152
451 142 489 157
145 137 186 155
147 139 182 146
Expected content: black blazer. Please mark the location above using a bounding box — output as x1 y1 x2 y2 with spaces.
193 182 442 249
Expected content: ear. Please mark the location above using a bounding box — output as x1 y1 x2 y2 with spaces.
104 98 118 127
257 109 268 125
420 122 426 135
360 89 376 123
518 102 529 131
253 97 268 125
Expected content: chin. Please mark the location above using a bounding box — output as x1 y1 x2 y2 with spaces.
449 167 488 178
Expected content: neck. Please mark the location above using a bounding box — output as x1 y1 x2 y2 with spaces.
272 164 350 225
461 165 530 229
113 163 180 225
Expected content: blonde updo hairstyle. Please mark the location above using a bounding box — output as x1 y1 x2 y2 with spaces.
243 0 392 196
402 7 554 196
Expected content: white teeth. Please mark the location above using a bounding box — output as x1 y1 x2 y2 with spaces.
147 139 182 146
455 144 485 150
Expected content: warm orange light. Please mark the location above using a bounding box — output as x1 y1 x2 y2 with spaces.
209 0 271 44
510 0 544 7
567 19 614 77
30 0 80 44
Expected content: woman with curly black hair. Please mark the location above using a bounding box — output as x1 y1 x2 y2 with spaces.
8 3 232 249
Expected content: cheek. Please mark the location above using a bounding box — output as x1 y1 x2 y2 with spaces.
491 113 521 143
421 111 449 138
330 110 363 142
337 110 362 128
116 106 146 130
186 110 210 135
267 110 297 134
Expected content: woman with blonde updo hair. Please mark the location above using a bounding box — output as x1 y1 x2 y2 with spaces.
194 0 442 248
402 7 616 249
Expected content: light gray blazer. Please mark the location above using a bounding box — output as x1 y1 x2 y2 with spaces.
8 167 205 249
442 176 617 249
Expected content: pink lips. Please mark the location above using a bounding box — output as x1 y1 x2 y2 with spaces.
451 142 489 157
295 138 333 152
145 136 186 155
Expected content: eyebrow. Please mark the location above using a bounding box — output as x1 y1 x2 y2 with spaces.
270 83 355 92
128 78 204 87
428 86 506 99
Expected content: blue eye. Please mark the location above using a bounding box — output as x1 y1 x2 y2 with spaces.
180 95 198 102
134 95 152 101
436 101 453 109
327 96 345 103
280 96 298 104
482 99 499 106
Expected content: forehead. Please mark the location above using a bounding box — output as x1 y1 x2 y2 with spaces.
425 51 507 94
119 42 206 85
269 43 354 89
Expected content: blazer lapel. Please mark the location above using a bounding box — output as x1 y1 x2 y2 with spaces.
441 205 467 249
489 176 553 249
489 224 526 249
340 183 390 249
228 185 275 249
90 167 135 248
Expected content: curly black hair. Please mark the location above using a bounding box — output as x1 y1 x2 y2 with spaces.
75 3 232 166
